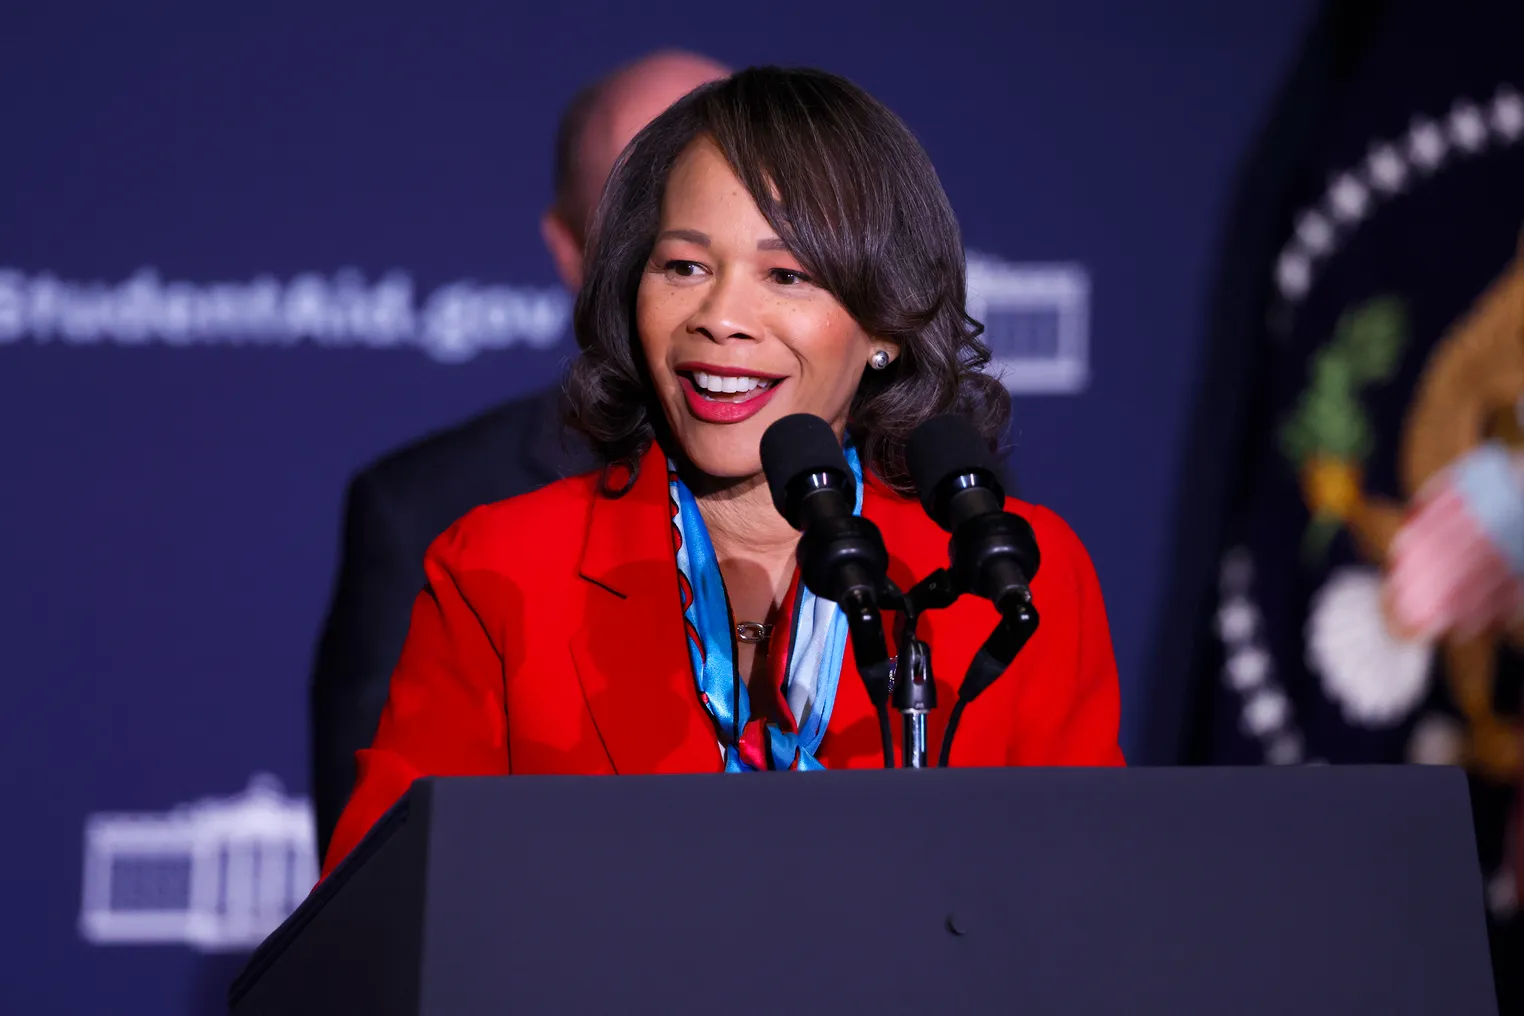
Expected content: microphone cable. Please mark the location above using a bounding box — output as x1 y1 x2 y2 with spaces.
938 600 1040 767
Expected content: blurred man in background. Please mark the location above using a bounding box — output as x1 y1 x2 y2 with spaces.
309 49 729 857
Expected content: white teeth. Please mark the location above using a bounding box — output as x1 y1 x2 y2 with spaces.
692 371 770 395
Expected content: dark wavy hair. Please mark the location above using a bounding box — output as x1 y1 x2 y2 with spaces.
563 65 1010 494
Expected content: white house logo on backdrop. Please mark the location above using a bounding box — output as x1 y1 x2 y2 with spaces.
79 774 317 952
966 253 1089 394
0 254 1091 393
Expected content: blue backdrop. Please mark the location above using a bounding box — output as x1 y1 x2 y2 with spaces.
0 2 1313 1012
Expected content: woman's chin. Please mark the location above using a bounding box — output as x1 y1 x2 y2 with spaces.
684 451 764 484
660 396 844 485
666 430 765 484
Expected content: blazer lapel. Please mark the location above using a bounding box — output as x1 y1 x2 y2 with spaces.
570 446 722 774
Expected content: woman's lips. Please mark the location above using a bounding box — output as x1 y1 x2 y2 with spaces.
678 375 783 424
674 361 787 380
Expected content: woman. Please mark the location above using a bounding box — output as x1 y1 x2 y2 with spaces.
321 66 1124 879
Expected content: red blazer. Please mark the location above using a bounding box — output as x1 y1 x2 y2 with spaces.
322 445 1125 878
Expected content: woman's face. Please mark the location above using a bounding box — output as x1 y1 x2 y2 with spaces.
636 138 887 482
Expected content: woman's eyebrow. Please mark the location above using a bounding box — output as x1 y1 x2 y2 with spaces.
656 228 709 246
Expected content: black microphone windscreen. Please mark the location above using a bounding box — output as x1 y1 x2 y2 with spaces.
760 414 852 523
906 413 1004 517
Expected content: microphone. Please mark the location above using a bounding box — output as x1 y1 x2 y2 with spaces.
907 413 1039 617
907 413 1042 765
762 414 896 767
761 414 890 607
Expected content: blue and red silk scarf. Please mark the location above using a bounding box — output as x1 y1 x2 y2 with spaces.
667 448 864 771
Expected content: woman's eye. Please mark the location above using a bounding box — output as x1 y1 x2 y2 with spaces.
770 268 811 286
664 260 705 278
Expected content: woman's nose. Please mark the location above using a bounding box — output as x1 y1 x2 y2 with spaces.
685 272 760 343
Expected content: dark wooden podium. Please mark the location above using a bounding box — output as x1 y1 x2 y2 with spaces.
230 766 1498 1015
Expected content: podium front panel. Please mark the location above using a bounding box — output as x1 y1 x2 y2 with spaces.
234 766 1498 1015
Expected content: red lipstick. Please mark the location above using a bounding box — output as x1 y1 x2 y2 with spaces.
677 372 784 424
674 361 787 379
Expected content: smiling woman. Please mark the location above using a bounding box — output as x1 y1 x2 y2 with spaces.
638 142 886 470
320 66 1125 883
567 67 1006 492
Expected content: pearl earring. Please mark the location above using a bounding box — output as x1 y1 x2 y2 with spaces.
869 349 891 370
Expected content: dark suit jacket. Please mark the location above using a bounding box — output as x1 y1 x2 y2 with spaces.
309 387 592 855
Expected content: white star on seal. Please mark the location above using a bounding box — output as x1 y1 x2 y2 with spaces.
1296 210 1334 254
1329 173 1368 223
1219 547 1253 593
1492 87 1524 141
1276 249 1312 301
1448 101 1488 152
1266 733 1304 766
1407 117 1447 171
1365 143 1407 194
1243 688 1290 737
1216 597 1258 644
1487 868 1518 920
1226 647 1270 691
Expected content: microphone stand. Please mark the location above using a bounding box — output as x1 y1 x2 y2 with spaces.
837 569 958 769
889 569 961 768
890 637 935 767
882 568 1042 768
809 537 1041 770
